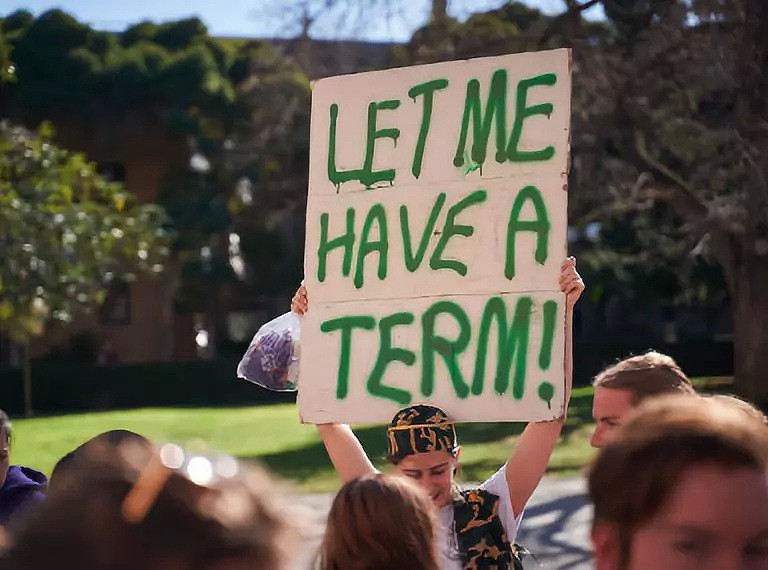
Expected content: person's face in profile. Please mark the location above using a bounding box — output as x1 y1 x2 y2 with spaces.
591 387 635 448
594 464 768 570
0 427 10 487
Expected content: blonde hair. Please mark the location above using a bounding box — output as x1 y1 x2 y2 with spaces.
589 395 768 566
593 351 694 403
319 473 439 570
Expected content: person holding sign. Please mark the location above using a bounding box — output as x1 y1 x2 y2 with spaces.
291 257 583 569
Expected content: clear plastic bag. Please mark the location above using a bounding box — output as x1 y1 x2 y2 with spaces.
237 311 301 392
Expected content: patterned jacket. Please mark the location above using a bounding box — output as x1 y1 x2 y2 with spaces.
453 488 526 570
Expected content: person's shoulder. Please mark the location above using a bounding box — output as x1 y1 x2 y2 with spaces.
4 466 48 492
478 464 508 495
0 466 46 523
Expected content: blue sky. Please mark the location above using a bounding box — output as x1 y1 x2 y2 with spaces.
3 0 604 41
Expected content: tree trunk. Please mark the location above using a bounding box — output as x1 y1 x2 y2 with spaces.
731 250 768 410
732 0 768 410
431 0 448 22
22 339 33 418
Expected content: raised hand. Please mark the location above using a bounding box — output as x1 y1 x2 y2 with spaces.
291 283 308 315
559 257 584 309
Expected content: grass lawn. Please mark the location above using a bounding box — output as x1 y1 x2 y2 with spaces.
9 378 731 493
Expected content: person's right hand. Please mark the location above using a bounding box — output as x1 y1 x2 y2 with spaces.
291 283 308 315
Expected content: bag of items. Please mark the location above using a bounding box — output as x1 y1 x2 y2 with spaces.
237 311 301 392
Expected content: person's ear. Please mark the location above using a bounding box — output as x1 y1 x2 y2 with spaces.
591 522 621 570
452 447 462 475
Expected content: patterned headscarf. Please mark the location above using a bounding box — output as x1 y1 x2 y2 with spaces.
386 405 458 461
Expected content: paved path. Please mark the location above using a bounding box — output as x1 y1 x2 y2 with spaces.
516 476 593 569
291 475 593 569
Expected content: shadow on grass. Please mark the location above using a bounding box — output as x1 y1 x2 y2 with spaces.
247 423 388 484
249 391 595 485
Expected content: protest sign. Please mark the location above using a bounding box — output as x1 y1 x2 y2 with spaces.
299 48 571 424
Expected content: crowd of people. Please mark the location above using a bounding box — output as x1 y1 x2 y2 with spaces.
0 258 765 569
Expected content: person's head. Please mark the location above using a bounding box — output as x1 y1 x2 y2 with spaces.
49 429 150 491
386 404 460 507
0 410 11 488
319 473 439 570
589 395 768 570
706 394 768 425
3 440 296 570
591 351 694 448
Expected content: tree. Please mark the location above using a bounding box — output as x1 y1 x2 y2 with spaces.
1 10 236 134
157 38 311 350
0 122 170 415
0 27 13 83
560 0 767 405
250 0 487 41
279 0 764 403
1 10 312 355
391 1 550 65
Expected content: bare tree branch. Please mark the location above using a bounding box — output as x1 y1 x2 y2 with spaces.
533 0 600 48
633 130 709 218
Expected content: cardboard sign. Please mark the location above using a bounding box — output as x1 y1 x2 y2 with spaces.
299 49 571 424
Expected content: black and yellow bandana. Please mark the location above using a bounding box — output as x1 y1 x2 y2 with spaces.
386 404 458 461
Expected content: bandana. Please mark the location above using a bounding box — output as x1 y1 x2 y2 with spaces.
386 405 458 461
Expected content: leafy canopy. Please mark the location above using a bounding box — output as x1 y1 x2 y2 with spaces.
0 122 170 341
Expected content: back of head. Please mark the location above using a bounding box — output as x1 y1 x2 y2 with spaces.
3 441 296 570
589 395 768 561
320 473 438 570
706 394 768 425
592 351 694 403
50 430 150 490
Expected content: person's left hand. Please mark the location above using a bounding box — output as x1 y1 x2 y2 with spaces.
559 257 584 309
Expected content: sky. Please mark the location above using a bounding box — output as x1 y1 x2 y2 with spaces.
3 0 604 42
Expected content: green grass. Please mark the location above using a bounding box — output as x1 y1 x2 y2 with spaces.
9 380 731 493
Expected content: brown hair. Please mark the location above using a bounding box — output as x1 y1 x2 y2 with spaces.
1 441 296 570
50 430 150 492
319 473 439 570
588 395 768 566
706 394 768 425
592 351 694 403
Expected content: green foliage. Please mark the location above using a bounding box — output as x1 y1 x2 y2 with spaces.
152 17 208 51
564 0 746 306
1 10 235 132
391 1 555 66
0 9 312 319
388 0 726 310
0 27 14 83
0 10 33 36
0 122 170 342
120 21 158 47
157 36 311 311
